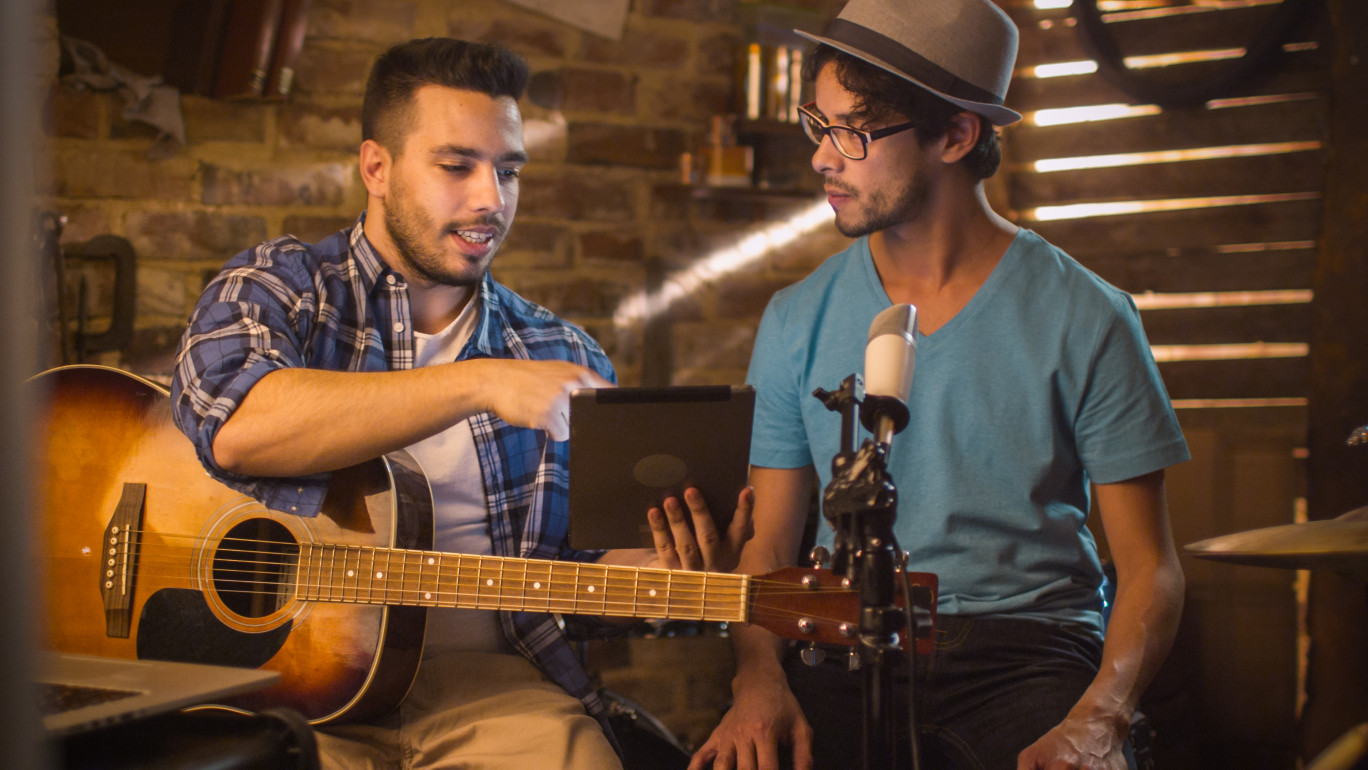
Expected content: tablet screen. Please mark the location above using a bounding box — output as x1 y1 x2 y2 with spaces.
567 385 754 550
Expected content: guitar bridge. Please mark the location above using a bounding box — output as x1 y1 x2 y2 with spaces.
100 482 145 638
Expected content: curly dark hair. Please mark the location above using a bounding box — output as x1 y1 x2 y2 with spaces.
803 44 1002 180
362 38 529 155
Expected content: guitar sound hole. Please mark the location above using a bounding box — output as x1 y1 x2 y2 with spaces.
212 518 300 618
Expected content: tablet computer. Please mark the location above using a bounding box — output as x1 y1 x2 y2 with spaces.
567 385 754 550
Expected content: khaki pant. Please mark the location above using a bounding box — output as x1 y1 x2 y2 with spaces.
315 651 622 770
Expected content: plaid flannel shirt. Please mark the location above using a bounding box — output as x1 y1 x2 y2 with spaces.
171 216 620 736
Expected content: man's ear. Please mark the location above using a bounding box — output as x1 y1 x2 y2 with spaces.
940 111 983 165
359 139 391 198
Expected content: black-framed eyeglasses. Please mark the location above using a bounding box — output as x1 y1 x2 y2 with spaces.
797 102 917 161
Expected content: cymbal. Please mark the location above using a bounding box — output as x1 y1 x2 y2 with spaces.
1185 507 1368 571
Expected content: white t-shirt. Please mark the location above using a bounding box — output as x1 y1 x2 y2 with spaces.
407 297 513 656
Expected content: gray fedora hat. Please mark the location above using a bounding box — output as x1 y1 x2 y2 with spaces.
796 0 1022 126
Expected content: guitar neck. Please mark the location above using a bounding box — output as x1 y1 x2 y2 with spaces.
295 545 751 623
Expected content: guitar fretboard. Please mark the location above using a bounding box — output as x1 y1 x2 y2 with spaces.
294 545 750 623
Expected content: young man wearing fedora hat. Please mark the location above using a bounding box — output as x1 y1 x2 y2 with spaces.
683 0 1190 768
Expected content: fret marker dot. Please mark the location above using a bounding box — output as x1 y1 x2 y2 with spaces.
427 557 435 565
649 589 657 597
347 570 355 577
375 572 384 579
587 585 596 593
533 582 542 590
424 592 432 600
486 578 494 587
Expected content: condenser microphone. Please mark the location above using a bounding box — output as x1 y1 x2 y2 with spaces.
860 304 917 445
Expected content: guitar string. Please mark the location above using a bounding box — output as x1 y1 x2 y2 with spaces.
101 529 922 599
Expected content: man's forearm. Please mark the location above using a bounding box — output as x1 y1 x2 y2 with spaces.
1071 557 1184 729
211 365 489 476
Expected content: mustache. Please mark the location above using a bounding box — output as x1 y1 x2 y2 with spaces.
824 177 856 196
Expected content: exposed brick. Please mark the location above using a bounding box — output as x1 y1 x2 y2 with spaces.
566 123 685 170
278 104 363 151
54 149 196 201
506 274 637 318
281 215 358 244
137 264 196 318
43 85 103 139
649 222 760 270
482 17 575 59
577 320 640 371
768 225 849 272
698 32 745 81
641 75 732 123
309 0 418 44
125 211 267 262
497 221 572 268
522 115 569 164
671 366 747 386
181 96 268 144
200 161 360 207
636 0 735 24
294 43 382 97
518 172 638 222
672 321 756 369
578 25 690 68
578 230 644 264
108 111 165 141
50 206 114 246
558 68 637 115
716 278 791 319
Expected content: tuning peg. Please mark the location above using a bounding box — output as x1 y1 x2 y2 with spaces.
809 545 830 567
847 650 861 671
896 549 909 570
800 643 826 667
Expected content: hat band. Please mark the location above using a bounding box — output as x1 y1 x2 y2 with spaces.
823 18 1003 107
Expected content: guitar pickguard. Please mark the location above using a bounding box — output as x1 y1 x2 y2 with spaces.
136 588 289 669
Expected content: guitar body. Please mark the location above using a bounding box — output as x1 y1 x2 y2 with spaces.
32 366 433 724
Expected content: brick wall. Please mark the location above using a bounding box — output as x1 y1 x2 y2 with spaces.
36 0 847 752
38 0 845 385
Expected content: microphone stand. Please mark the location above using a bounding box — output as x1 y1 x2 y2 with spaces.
813 375 917 770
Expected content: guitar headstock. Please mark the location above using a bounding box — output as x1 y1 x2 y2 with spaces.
746 567 937 656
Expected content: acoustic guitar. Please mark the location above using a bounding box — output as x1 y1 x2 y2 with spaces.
32 366 936 724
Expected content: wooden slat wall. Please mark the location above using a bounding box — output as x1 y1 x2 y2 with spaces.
999 2 1330 766
1003 0 1328 404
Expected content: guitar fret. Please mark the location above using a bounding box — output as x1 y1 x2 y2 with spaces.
299 544 753 625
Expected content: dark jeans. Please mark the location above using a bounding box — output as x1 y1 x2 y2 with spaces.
784 615 1136 770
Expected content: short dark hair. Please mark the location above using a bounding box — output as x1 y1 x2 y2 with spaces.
362 38 529 154
803 44 1002 180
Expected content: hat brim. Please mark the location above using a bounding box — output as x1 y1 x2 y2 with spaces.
796 29 1022 126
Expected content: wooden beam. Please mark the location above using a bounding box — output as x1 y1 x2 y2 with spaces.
1302 0 1368 761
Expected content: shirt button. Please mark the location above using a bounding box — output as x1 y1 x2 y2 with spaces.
386 275 396 285
393 322 405 333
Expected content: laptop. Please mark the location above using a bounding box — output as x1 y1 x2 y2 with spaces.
36 652 279 738
567 385 754 550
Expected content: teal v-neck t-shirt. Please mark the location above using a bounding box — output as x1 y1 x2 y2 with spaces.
747 229 1189 632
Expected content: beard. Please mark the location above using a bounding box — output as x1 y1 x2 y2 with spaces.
832 170 932 238
384 178 506 288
